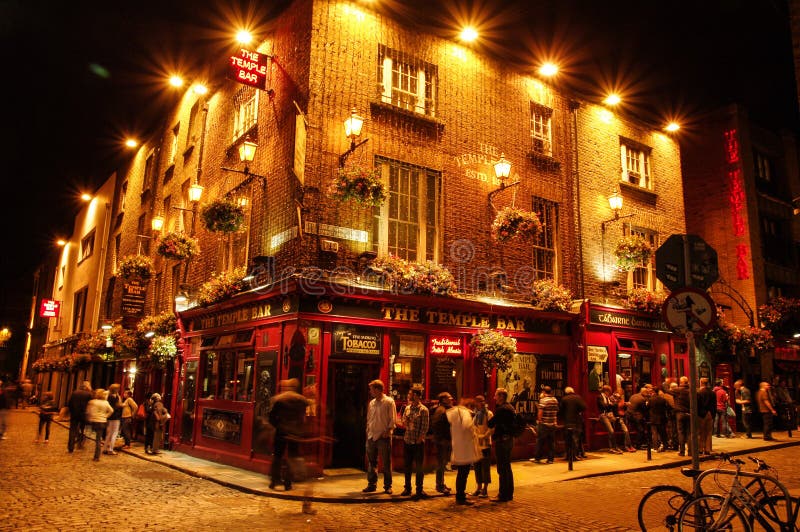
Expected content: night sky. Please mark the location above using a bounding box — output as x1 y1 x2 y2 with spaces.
0 0 796 370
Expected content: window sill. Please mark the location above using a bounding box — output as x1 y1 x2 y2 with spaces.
527 151 561 171
619 181 657 205
183 144 195 158
369 101 444 135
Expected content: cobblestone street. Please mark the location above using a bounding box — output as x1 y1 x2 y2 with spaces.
1 410 798 531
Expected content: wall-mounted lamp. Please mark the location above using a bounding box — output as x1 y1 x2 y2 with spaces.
188 183 204 203
488 152 520 210
169 183 205 234
339 108 369 168
151 215 165 232
222 135 267 188
600 190 634 233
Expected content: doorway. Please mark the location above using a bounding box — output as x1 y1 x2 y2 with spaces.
328 362 379 469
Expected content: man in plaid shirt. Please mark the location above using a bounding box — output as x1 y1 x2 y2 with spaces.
400 388 430 499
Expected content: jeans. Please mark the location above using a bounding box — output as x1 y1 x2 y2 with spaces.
120 417 133 445
534 423 556 461
762 411 774 439
91 422 106 460
68 416 86 452
366 436 392 489
105 419 121 451
740 411 752 437
494 435 514 500
454 464 471 501
403 442 425 492
714 409 732 436
474 447 491 485
564 423 583 458
676 412 691 454
271 431 300 486
435 439 452 489
37 416 52 440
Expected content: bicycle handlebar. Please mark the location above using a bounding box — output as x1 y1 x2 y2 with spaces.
748 456 771 472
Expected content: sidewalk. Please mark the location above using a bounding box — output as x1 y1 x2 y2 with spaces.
118 430 800 503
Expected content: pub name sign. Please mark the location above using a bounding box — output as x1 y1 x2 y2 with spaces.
228 48 269 90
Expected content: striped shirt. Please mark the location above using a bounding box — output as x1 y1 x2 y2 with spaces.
538 395 559 425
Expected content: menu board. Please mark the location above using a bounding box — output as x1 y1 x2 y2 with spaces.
536 355 567 400
430 356 462 400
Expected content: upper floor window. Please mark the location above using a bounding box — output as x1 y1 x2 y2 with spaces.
72 286 88 334
118 180 127 212
530 103 553 156
137 214 150 255
531 197 559 280
232 87 258 142
142 153 156 193
620 141 651 189
163 195 172 232
378 45 437 117
79 230 95 263
169 123 180 166
754 151 772 182
187 101 200 148
625 226 658 291
372 158 441 262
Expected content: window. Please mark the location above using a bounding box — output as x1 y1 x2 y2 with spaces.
754 151 772 182
169 123 180 166
531 196 558 280
530 103 553 156
118 181 127 212
104 277 115 321
114 234 121 273
137 215 150 255
143 153 155 192
620 141 651 189
187 101 200 148
390 333 425 401
163 195 172 232
171 263 182 305
72 286 88 334
232 87 258 142
378 45 437 117
625 226 658 290
200 351 254 401
79 230 95 262
372 158 441 262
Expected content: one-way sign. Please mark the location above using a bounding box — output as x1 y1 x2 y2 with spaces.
655 234 719 291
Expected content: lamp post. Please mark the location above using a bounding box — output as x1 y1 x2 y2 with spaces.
600 190 635 300
487 153 520 210
338 108 369 168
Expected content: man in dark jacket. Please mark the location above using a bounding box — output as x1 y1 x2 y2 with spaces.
268 378 309 491
431 392 453 494
697 378 716 454
674 376 691 456
487 387 515 502
67 381 92 452
560 386 587 459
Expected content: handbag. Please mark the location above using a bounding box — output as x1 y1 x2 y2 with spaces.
726 405 735 417
136 403 146 419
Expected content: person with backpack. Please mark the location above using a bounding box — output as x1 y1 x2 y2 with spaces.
487 387 515 502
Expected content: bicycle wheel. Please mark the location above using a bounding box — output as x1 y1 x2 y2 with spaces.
638 485 693 531
750 495 800 531
677 494 749 531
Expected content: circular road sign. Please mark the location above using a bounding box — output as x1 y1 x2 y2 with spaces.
662 287 717 335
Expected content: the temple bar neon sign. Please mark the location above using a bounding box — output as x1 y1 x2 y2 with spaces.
39 299 61 318
228 48 269 90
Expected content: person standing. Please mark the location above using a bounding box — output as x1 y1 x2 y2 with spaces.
0 378 8 440
268 379 309 491
597 385 622 454
487 388 515 502
757 381 777 441
400 388 429 499
363 379 395 494
86 389 113 462
472 394 493 497
733 380 752 438
34 391 58 443
431 392 453 494
559 386 586 460
67 381 92 452
447 397 479 505
713 380 733 437
674 376 692 456
143 393 157 454
103 384 123 455
697 378 715 455
648 388 669 452
532 386 559 464
119 390 137 448
150 393 169 455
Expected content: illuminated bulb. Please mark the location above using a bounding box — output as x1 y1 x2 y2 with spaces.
539 62 558 77
125 139 138 148
604 94 621 106
665 122 680 132
80 193 92 202
236 30 253 44
459 26 478 42
57 239 67 247
193 84 208 95
169 76 184 87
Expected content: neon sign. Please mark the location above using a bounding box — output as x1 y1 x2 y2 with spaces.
228 48 269 90
723 128 750 280
39 299 61 318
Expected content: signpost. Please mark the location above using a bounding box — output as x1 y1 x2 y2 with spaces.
656 234 719 470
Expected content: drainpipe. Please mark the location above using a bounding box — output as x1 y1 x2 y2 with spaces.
570 100 585 299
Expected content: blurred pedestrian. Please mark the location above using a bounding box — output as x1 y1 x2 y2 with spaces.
487 387 515 502
431 392 453 494
119 389 137 448
67 381 92 453
362 379 395 494
674 376 692 456
757 381 777 441
649 388 669 452
400 388 429 499
734 380 752 438
471 394 492 498
34 391 58 443
150 393 169 455
713 379 733 438
86 389 113 461
144 393 156 454
268 379 308 490
103 384 123 455
447 397 479 505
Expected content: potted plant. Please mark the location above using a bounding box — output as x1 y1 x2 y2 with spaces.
530 279 573 312
491 206 542 243
330 165 386 207
625 288 666 314
118 254 155 282
200 197 246 233
157 231 200 261
470 330 517 376
613 235 653 272
197 266 248 306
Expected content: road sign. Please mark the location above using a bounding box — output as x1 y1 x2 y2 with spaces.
662 288 717 335
655 234 719 291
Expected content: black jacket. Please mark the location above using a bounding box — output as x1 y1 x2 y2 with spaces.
488 402 516 439
559 393 586 425
431 405 451 441
67 389 92 420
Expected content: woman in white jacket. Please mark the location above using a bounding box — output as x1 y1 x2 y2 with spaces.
86 389 114 462
446 397 480 505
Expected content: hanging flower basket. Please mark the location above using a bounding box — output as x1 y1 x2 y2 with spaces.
625 288 666 314
470 330 517 376
371 255 457 296
530 278 573 312
198 267 248 306
613 235 653 272
200 197 246 233
118 254 155 282
137 311 178 338
330 165 386 207
149 335 178 368
491 207 542 243
157 231 200 261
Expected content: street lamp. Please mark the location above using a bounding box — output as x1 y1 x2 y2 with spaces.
339 108 369 168
488 152 520 210
151 215 165 232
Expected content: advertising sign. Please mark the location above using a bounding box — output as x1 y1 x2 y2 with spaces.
121 279 147 318
228 48 269 90
429 336 463 356
39 299 61 318
332 326 382 356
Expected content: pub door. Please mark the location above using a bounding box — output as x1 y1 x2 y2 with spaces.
328 362 379 469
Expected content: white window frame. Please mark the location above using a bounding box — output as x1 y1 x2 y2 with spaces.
79 230 95 263
531 196 558 280
754 151 772 182
378 45 437 117
625 226 659 291
232 87 259 142
530 103 553 156
620 142 652 189
169 123 180 166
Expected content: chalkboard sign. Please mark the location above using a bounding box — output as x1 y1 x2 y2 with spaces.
430 357 462 400
536 355 567 400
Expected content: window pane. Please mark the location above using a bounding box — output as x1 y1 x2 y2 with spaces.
236 354 255 402
218 351 236 400
201 352 218 399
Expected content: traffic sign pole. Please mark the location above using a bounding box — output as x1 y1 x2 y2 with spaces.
682 235 700 470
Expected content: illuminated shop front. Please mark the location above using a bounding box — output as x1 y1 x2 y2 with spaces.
170 279 575 473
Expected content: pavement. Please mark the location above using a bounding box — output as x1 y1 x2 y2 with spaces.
17 408 798 504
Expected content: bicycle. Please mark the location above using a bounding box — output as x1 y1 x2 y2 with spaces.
676 455 799 531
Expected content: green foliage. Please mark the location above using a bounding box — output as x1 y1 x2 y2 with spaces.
200 197 246 233
471 330 517 376
491 207 542 243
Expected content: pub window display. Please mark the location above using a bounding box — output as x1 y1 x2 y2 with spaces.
390 333 425 401
200 350 256 401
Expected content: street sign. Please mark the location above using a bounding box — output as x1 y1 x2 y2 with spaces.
655 234 719 291
662 288 717 335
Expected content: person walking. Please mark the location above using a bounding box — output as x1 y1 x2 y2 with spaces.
67 381 92 452
150 393 169 455
559 386 586 460
447 397 479 505
119 390 137 448
268 379 309 491
34 391 58 443
757 381 777 441
733 380 753 438
143 393 157 454
103 384 123 455
400 388 429 499
487 387 515 502
431 392 453 494
362 379 395 494
471 394 492 497
532 386 559 464
86 389 113 462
